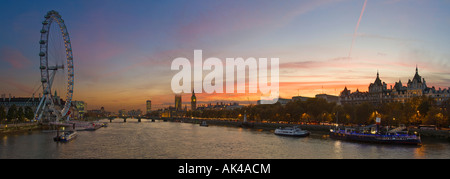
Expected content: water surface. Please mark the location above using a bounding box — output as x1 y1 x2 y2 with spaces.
1 119 449 159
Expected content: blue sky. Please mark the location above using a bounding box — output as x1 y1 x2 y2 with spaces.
0 0 449 111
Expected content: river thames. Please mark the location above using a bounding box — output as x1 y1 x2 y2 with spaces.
1 119 449 159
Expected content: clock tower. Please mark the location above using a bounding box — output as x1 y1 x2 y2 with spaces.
191 90 196 111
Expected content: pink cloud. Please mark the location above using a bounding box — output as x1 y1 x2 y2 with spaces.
0 47 31 69
279 57 367 70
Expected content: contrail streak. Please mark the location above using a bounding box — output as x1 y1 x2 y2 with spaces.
348 0 367 58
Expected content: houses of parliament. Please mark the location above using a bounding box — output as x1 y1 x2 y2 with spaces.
340 66 450 105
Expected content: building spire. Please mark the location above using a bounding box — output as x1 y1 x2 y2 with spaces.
373 70 382 85
412 65 422 83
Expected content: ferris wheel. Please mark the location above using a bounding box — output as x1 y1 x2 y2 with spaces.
35 10 74 122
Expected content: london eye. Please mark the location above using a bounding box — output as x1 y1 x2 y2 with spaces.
35 10 74 122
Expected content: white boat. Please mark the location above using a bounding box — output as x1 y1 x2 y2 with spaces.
274 126 310 137
200 121 208 127
54 131 77 142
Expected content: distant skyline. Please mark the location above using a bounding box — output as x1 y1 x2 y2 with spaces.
0 0 450 112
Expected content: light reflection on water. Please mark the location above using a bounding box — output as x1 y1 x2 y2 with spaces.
0 119 449 159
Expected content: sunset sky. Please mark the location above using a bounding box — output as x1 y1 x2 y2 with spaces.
0 0 449 112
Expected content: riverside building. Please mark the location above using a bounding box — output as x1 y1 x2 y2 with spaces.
340 67 450 105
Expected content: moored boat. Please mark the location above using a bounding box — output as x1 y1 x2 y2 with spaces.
274 126 310 137
329 126 421 145
200 121 208 127
54 130 77 142
77 122 103 131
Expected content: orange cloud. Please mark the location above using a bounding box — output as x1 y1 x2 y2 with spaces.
0 78 34 94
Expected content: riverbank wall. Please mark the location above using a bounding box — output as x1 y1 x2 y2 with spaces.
0 123 41 135
168 118 335 132
166 118 450 139
409 128 450 139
